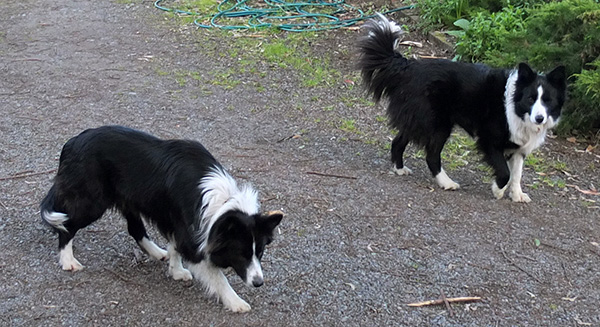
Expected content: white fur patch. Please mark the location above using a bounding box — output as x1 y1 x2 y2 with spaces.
369 13 403 37
42 211 69 233
392 166 412 176
507 155 531 203
196 167 259 251
188 260 251 312
167 243 192 281
435 169 460 190
491 181 507 199
530 86 548 125
139 237 168 261
59 240 83 271
245 242 263 287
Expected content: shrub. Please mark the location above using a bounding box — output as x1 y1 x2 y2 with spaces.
557 59 600 135
453 5 526 63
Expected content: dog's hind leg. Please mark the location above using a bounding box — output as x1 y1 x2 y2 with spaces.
167 243 193 281
426 131 460 190
42 190 105 271
124 210 168 261
189 260 251 313
57 231 83 271
391 133 412 175
48 209 103 271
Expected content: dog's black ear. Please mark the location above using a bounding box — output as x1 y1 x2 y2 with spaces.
517 63 536 84
546 65 566 89
258 210 284 233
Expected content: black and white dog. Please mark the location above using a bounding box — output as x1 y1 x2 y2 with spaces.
357 15 567 202
41 126 283 312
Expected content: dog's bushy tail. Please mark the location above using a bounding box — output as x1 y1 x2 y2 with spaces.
356 14 408 103
40 185 69 233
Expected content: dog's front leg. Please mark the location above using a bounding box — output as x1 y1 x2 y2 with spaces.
189 260 251 313
487 148 511 199
508 154 531 203
167 244 193 281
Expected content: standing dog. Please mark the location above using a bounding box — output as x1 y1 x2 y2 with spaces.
357 15 567 202
41 125 283 312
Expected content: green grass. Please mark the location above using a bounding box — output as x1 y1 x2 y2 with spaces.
441 132 478 171
339 119 357 133
152 2 345 91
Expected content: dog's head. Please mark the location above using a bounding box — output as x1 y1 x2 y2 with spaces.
511 63 567 130
207 210 283 287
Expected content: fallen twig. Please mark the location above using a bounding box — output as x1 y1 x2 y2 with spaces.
440 290 454 317
306 171 357 180
566 184 599 196
0 169 57 181
500 245 542 283
407 296 482 307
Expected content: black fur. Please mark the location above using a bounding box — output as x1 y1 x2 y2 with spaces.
357 16 566 198
40 125 283 311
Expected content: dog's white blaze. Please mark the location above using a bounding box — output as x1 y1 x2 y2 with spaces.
197 167 259 251
245 242 263 286
42 211 69 233
530 86 547 125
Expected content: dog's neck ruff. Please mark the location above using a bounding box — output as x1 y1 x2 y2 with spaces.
196 167 259 251
504 70 551 156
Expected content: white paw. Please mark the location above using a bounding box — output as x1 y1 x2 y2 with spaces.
492 182 507 199
154 248 169 261
435 170 460 190
170 267 193 281
510 191 531 203
60 257 83 271
224 297 251 313
392 166 412 175
139 238 169 261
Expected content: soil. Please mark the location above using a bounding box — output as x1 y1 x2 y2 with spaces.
1 0 599 326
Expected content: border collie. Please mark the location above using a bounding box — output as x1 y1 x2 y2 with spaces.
40 125 283 312
357 15 567 202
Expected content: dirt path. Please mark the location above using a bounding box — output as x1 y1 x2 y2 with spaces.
1 0 599 326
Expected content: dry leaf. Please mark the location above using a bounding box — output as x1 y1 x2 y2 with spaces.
567 137 577 143
585 144 596 153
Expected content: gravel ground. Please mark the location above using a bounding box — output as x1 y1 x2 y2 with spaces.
1 0 599 326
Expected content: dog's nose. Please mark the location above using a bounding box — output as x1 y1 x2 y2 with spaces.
535 115 545 124
252 276 264 287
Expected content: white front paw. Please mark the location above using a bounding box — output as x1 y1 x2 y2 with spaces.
510 191 531 203
492 181 507 199
170 267 193 281
224 297 251 313
392 166 412 175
